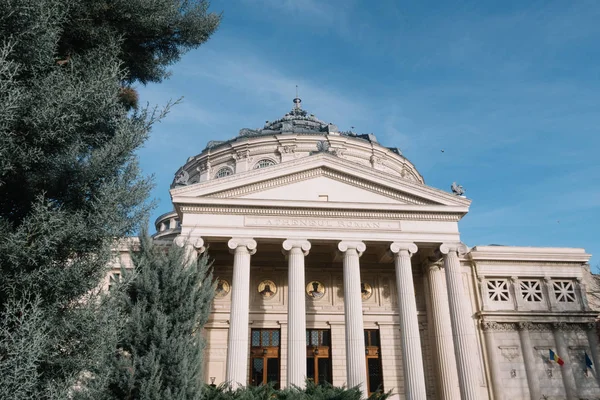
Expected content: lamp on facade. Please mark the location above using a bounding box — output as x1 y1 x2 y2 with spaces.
210 377 216 387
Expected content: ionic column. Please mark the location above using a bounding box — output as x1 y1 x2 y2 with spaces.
425 262 461 400
225 238 257 389
173 236 206 265
517 322 541 400
553 323 577 400
390 242 427 400
282 239 311 389
440 243 479 400
585 322 600 387
338 241 368 398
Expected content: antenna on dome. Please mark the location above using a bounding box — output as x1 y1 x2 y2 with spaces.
293 85 302 109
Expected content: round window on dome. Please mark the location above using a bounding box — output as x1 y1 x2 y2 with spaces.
254 159 276 169
215 167 233 179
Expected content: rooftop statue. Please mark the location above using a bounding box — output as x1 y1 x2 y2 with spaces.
451 182 465 196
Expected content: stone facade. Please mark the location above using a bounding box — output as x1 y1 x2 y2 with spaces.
110 100 598 399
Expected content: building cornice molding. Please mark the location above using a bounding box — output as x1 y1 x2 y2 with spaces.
470 246 591 264
171 153 471 208
178 204 464 222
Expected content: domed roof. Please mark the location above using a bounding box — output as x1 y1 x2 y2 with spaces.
205 97 383 151
259 97 337 134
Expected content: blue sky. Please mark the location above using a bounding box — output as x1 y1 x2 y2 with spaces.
137 0 600 268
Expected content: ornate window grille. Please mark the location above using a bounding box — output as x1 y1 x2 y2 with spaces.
487 279 510 301
254 159 276 169
520 280 543 302
215 167 233 178
553 280 576 302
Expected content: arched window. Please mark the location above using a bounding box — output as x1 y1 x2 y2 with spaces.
215 167 233 179
254 159 276 169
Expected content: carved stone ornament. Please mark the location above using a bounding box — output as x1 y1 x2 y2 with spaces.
174 169 189 186
517 322 534 331
277 145 296 154
482 321 516 331
306 281 325 299
361 282 373 301
173 236 205 253
499 346 520 362
215 279 231 298
258 280 277 300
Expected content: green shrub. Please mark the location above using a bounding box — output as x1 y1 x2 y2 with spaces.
201 380 391 400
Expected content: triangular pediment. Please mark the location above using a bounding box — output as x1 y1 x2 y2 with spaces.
171 154 471 211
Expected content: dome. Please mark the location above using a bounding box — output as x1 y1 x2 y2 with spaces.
171 99 423 188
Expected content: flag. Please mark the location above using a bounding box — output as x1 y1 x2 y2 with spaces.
550 349 565 366
585 352 593 369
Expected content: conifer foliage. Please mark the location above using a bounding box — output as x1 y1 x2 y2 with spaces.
0 1 220 399
107 235 215 400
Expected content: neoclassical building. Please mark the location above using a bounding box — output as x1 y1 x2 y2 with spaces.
112 98 599 400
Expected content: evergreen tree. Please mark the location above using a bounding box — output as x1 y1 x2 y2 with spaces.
107 235 215 399
0 1 220 398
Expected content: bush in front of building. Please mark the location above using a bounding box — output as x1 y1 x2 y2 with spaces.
201 380 391 400
105 233 216 399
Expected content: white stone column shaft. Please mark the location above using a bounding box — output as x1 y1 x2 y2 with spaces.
338 241 368 398
425 263 461 400
553 324 577 400
440 243 479 400
517 323 541 400
283 239 311 389
481 323 504 400
586 323 600 387
390 242 427 400
225 238 257 389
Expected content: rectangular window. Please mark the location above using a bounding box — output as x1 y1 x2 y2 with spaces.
553 280 576 303
520 280 543 302
487 279 510 301
108 272 120 291
250 329 280 388
306 329 332 385
364 329 383 395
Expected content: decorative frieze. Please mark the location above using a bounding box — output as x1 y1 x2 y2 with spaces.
245 216 401 231
180 205 463 222
481 321 590 332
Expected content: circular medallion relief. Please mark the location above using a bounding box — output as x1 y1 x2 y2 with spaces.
361 282 373 300
215 279 230 298
306 281 325 299
258 280 277 299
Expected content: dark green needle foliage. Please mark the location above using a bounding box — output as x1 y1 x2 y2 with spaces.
106 234 215 400
202 380 391 400
0 1 220 398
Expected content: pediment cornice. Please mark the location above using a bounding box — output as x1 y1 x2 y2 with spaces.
171 153 471 209
178 203 465 222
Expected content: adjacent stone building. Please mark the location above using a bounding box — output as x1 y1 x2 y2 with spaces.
111 98 599 399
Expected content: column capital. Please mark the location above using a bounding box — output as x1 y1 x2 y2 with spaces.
337 241 366 257
282 239 311 256
228 238 257 255
173 235 206 253
517 322 534 331
439 242 468 256
390 242 418 257
423 259 444 274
